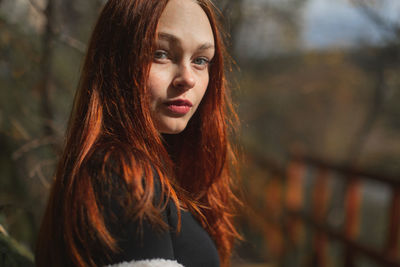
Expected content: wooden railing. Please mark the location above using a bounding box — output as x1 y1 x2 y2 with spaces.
243 153 400 267
283 155 400 267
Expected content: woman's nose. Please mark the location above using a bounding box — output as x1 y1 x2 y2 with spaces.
172 64 196 91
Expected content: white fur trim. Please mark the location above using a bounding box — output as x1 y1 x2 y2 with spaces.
105 259 184 267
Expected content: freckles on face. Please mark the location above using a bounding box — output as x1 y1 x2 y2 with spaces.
148 0 215 134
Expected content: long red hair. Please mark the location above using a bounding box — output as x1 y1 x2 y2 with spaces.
35 0 241 266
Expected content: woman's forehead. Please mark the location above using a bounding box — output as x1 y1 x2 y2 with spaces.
156 0 214 46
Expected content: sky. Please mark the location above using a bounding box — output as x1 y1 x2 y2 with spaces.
235 0 400 58
2 0 400 56
302 0 400 49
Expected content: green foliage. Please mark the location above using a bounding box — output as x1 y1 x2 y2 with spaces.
0 231 34 267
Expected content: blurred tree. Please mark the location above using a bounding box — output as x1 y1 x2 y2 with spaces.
0 231 34 267
39 0 55 139
233 0 309 59
346 0 400 165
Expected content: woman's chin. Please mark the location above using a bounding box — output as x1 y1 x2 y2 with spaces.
156 120 188 134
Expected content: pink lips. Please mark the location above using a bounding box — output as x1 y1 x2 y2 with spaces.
165 99 193 115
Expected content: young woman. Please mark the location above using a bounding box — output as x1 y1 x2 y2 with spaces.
35 0 241 266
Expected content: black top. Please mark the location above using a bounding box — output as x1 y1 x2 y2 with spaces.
98 175 220 267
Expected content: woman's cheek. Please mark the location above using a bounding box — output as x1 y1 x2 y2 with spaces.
148 66 169 105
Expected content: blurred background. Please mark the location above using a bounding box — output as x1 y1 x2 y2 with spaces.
1 0 400 266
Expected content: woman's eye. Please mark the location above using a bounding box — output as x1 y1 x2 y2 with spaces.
154 50 168 60
193 57 209 66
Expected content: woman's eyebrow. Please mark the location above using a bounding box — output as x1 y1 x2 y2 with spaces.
157 32 214 51
197 43 214 51
158 32 179 44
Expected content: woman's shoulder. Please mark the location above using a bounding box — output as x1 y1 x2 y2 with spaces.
86 142 168 220
85 141 150 191
84 144 178 265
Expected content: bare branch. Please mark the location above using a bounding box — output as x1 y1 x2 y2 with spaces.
29 159 55 189
56 31 86 53
27 0 44 14
0 224 8 236
10 118 31 140
26 0 86 53
351 0 400 39
36 168 51 189
12 136 58 160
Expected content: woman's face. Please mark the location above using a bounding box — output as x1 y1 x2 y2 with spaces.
148 0 215 134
